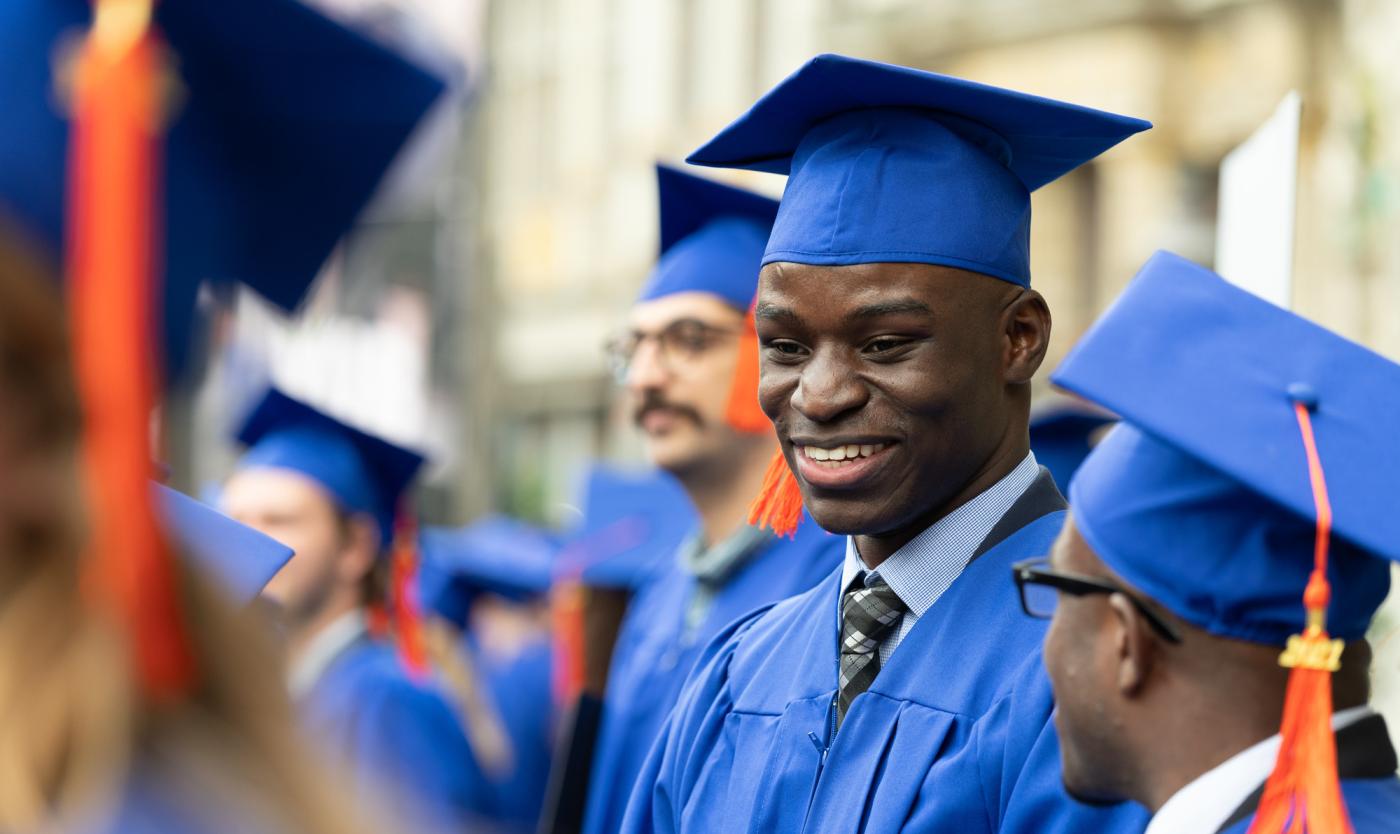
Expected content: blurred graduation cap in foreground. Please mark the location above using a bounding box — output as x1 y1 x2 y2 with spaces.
0 0 447 375
156 484 293 604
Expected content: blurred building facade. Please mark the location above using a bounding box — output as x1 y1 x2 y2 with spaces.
469 0 1400 736
471 0 1400 522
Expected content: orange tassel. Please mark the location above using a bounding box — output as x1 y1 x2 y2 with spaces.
725 308 770 433
388 511 429 678
747 448 804 538
1247 403 1353 834
68 1 194 701
551 579 587 704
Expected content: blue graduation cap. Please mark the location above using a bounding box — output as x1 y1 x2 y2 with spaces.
234 387 426 549
0 0 446 372
556 465 697 589
686 54 1150 286
1029 396 1117 492
156 484 293 604
418 516 561 627
1052 251 1400 644
637 164 780 310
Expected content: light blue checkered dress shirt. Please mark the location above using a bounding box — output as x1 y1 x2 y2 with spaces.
840 452 1040 665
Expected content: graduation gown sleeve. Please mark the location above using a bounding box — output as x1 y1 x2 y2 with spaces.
584 517 842 834
304 641 492 832
619 606 774 834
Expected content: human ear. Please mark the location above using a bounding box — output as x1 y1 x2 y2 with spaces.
1001 289 1051 385
337 514 381 586
1108 593 1154 697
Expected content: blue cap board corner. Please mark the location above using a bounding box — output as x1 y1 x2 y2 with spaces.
1052 250 1400 644
156 483 293 604
557 464 698 590
418 516 560 627
686 53 1151 286
636 163 781 311
0 0 446 375
234 387 426 549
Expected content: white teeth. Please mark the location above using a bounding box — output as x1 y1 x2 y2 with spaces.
802 443 888 463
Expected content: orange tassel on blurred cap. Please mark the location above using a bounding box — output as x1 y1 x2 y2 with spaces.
748 449 804 538
1247 403 1353 834
388 509 429 678
724 308 770 434
68 0 195 701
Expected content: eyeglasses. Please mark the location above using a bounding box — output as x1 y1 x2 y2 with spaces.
1011 557 1183 644
604 318 741 384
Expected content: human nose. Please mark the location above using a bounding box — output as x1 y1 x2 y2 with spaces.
789 347 867 423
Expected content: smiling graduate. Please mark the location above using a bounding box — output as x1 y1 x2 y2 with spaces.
619 54 1152 834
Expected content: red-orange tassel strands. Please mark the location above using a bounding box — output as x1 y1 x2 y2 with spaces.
68 0 195 701
748 449 804 538
725 308 770 434
1247 403 1353 834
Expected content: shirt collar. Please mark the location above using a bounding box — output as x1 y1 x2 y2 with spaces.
840 451 1039 615
679 522 774 588
287 609 368 698
1146 706 1375 834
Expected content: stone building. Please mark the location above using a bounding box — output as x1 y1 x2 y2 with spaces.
470 0 1399 520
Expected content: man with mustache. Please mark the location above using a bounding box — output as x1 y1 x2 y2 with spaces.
579 165 844 834
621 55 1153 833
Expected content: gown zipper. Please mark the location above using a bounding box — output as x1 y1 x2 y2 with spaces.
802 695 839 828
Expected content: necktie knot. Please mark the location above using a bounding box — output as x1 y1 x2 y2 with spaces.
840 580 907 656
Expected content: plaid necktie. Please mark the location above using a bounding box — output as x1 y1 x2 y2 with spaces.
837 576 907 728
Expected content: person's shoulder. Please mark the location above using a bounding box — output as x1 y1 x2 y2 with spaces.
1339 774 1400 833
708 569 841 699
335 641 455 719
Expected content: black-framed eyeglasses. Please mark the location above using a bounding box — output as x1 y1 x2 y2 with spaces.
1011 558 1183 644
604 318 741 384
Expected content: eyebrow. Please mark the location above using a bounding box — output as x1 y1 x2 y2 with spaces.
755 297 934 326
754 303 800 324
850 298 933 319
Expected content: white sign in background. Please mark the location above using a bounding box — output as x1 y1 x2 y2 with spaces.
1214 91 1302 310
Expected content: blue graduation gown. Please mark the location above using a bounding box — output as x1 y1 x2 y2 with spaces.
1218 712 1400 834
82 773 235 834
621 505 1150 834
583 517 843 834
301 635 492 832
1219 778 1400 834
477 637 557 833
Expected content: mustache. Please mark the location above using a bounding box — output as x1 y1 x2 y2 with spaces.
633 394 704 429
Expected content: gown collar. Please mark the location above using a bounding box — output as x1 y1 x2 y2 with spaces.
1147 706 1375 834
287 609 369 698
840 452 1039 617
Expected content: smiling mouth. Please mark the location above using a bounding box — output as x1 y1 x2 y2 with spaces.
792 441 897 490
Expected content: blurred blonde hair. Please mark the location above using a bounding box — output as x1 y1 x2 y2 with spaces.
0 226 378 834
